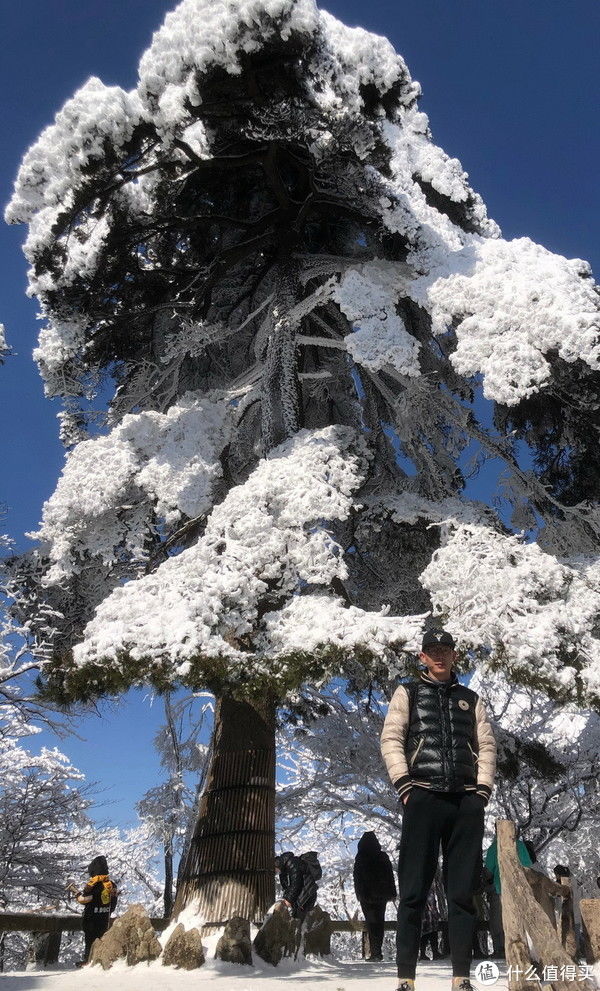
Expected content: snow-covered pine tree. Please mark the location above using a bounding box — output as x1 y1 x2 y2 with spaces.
5 0 600 921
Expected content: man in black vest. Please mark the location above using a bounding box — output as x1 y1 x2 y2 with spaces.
381 629 496 991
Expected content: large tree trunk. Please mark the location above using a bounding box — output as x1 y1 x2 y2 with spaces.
173 693 276 925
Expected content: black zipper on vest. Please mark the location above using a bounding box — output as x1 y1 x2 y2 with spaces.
438 687 448 784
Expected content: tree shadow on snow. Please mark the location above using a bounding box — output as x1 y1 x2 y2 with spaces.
0 978 47 989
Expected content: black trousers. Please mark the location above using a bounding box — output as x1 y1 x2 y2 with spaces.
83 919 109 962
396 789 484 979
360 900 386 956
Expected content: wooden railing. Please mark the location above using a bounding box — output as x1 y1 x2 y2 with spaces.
0 912 170 934
0 912 170 967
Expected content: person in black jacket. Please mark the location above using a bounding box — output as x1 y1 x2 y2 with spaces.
75 855 118 964
353 831 397 961
275 851 320 921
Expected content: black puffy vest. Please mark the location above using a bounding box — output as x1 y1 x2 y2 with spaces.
405 675 478 792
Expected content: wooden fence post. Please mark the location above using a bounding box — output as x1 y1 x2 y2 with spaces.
522 868 557 929
496 821 535 991
496 820 592 991
558 878 577 960
579 900 600 964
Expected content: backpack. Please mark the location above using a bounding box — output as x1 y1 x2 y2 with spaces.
88 875 116 911
99 880 114 906
299 851 322 882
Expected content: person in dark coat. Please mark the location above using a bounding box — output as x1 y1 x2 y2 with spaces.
553 864 571 881
75 855 118 964
275 851 320 921
353 831 397 961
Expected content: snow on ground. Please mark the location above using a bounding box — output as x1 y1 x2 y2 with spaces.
0 958 510 991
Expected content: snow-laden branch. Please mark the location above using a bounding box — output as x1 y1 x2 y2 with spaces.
32 391 232 582
421 523 600 704
408 236 600 405
260 594 425 662
70 427 371 683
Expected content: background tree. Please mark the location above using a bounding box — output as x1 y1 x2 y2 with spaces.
0 712 164 970
136 691 210 916
471 670 600 881
5 0 600 923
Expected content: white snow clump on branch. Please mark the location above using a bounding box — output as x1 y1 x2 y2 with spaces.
333 263 421 376
32 319 87 394
383 113 496 233
73 426 369 676
32 392 232 582
313 9 419 113
408 236 600 404
260 594 426 660
376 490 492 527
470 668 600 756
5 78 142 256
420 523 600 700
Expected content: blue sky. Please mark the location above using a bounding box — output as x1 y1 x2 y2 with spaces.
1 0 598 829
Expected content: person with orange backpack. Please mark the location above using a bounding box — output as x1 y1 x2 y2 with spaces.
74 855 118 964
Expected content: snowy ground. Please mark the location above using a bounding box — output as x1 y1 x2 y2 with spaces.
0 958 510 991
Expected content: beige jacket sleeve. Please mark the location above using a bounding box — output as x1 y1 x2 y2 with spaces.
380 685 413 799
473 697 496 803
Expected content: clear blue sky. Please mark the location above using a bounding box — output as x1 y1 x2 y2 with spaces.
1 0 598 829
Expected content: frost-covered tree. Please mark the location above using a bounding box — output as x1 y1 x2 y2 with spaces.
5 0 600 922
0 621 69 737
0 727 163 970
136 692 210 916
0 721 91 913
471 671 600 874
277 682 399 932
278 681 399 839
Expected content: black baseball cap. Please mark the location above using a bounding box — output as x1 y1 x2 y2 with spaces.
421 629 456 650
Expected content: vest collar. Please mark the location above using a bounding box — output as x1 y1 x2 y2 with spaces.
419 670 458 688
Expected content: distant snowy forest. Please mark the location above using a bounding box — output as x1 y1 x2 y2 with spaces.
1 0 600 971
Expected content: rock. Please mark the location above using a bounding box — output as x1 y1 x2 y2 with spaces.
215 916 252 965
89 904 162 969
303 905 332 957
162 923 205 970
253 903 297 966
